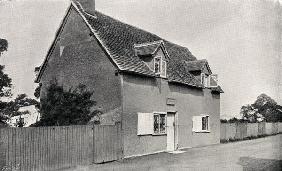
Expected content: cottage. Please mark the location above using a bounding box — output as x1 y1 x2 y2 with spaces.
35 0 223 158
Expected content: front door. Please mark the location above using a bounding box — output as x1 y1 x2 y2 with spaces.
167 113 176 151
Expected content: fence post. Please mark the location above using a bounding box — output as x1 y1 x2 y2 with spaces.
0 128 7 169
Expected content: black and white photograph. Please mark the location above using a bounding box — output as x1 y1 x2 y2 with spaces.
0 0 281 170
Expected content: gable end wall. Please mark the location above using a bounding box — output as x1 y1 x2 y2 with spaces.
40 7 122 121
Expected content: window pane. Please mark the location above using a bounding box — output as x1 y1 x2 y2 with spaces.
159 114 166 133
201 74 205 85
202 116 208 130
154 115 159 133
210 75 218 87
154 57 161 73
161 61 166 77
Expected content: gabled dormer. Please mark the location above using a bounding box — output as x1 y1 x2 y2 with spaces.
184 59 218 88
134 40 169 78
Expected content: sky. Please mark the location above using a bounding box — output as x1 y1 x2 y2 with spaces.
0 0 281 118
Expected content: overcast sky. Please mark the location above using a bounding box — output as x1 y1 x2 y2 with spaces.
0 0 281 118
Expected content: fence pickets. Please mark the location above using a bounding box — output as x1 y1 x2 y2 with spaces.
1 122 281 170
0 123 122 171
220 122 282 142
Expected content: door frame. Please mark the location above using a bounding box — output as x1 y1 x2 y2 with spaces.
166 112 177 151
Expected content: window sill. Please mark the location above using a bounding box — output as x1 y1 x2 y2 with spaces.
152 133 167 136
193 130 210 133
207 86 218 89
137 133 167 136
155 74 167 79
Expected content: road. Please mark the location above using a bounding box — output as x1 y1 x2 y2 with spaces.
64 134 282 171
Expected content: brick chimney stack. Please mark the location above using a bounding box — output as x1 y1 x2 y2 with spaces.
75 0 95 15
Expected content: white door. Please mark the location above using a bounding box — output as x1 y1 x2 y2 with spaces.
167 113 175 151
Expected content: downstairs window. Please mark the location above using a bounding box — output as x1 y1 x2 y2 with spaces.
192 115 210 132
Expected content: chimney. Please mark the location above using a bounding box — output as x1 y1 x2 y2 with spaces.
75 0 95 15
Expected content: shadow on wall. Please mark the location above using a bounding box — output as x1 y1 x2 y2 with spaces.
238 157 282 171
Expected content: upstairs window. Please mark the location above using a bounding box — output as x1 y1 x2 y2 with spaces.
209 74 218 87
154 56 161 73
201 73 208 87
201 73 218 87
154 56 167 78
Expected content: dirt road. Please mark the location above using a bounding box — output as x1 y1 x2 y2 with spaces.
64 134 282 171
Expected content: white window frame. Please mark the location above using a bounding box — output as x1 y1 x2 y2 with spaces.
153 112 167 135
161 60 167 78
154 56 161 74
209 74 218 87
154 56 167 78
200 73 205 85
192 115 210 133
200 73 208 87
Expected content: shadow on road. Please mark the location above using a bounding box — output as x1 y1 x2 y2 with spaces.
238 157 282 171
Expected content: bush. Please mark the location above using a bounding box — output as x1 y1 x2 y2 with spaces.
32 82 97 126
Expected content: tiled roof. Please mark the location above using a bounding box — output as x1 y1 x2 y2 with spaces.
184 59 208 72
72 1 212 88
134 41 162 56
167 60 203 88
211 86 224 93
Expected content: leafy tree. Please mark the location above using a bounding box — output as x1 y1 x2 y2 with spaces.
252 94 281 122
239 93 282 122
0 38 38 125
0 39 12 98
14 115 26 127
253 94 277 108
32 82 97 126
0 94 38 117
240 104 260 123
0 38 8 55
0 38 12 123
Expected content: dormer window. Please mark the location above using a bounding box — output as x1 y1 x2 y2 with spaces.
134 41 169 78
201 73 218 87
154 56 166 78
209 74 218 87
201 73 208 87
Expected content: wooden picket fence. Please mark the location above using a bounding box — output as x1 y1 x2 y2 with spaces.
220 122 282 142
0 123 123 171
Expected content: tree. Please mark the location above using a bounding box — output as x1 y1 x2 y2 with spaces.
32 82 97 126
0 38 12 123
239 93 282 122
252 94 281 122
0 38 8 55
0 39 12 98
253 94 277 108
240 104 260 123
0 94 38 117
0 38 38 125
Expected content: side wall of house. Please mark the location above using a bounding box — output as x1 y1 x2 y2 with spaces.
40 7 122 120
121 73 220 157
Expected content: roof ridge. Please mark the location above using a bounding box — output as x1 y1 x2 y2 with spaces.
88 10 195 55
71 0 97 19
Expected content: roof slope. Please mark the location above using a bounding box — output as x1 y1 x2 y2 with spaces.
134 41 162 57
73 1 203 88
184 59 209 72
